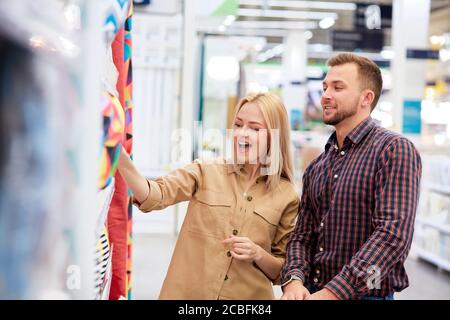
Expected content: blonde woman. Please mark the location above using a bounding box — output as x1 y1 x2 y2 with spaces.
118 92 299 299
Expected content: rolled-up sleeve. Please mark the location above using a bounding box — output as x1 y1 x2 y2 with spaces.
133 160 203 212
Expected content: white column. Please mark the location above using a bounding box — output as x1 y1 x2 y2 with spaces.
391 0 430 133
282 31 308 130
73 0 103 299
174 0 197 234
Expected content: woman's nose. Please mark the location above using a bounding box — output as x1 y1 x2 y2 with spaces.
236 126 249 136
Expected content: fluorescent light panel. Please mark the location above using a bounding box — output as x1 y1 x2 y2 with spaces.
238 8 338 20
239 0 356 11
219 28 291 37
231 20 317 29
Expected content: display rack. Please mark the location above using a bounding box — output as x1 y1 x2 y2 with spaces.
0 0 103 299
414 154 450 272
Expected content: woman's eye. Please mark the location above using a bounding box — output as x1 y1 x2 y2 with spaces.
234 123 242 128
335 87 343 91
251 127 260 132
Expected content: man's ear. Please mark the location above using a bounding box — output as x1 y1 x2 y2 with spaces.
361 89 375 110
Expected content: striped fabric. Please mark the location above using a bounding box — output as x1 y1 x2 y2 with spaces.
94 225 112 299
282 117 422 299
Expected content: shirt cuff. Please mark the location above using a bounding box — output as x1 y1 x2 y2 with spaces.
324 273 356 300
131 179 162 212
281 270 306 287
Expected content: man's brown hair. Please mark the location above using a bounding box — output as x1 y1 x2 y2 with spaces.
327 52 383 111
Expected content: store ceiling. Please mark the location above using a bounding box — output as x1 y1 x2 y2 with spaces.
196 0 449 62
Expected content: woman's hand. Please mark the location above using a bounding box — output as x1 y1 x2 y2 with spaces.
222 236 263 263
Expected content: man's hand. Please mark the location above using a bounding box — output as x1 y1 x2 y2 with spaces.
280 280 311 300
306 288 339 300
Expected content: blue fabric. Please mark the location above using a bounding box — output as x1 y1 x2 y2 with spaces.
360 294 394 300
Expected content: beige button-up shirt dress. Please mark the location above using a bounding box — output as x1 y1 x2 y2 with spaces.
133 159 299 300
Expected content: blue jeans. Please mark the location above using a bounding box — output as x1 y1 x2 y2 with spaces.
307 284 394 300
359 294 394 300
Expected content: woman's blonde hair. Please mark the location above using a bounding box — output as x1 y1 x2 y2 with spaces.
232 92 294 190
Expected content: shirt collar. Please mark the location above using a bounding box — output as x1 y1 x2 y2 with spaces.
226 163 268 182
325 116 376 151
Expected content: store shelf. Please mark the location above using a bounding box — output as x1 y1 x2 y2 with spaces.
428 184 450 196
414 246 450 272
416 216 450 235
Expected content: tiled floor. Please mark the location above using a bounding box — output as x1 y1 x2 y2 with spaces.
132 233 450 300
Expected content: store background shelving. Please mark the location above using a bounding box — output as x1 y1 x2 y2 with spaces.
413 153 450 272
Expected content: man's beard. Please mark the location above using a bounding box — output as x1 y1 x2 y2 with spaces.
323 103 358 126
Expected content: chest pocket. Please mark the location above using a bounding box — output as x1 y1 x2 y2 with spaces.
250 204 280 249
188 189 233 238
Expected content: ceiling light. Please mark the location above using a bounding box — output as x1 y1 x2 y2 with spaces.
238 8 338 20
207 56 239 81
239 0 356 11
319 17 335 29
223 15 236 26
440 49 450 62
231 20 317 29
254 44 263 51
304 30 313 40
223 28 292 37
430 35 445 47
380 48 394 60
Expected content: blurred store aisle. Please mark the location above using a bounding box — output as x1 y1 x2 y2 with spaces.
132 233 450 300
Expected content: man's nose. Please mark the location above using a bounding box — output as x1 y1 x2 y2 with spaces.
322 91 332 101
322 89 332 101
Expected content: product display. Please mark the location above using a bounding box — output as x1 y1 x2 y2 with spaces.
107 0 134 300
0 0 102 299
0 37 50 299
99 93 125 190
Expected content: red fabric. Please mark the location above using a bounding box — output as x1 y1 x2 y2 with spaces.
108 26 128 300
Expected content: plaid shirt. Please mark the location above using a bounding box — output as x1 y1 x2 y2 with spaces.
282 117 422 299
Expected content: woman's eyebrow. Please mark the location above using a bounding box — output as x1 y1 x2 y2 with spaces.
235 116 264 126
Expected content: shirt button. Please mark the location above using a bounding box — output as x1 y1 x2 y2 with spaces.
247 195 253 202
319 247 324 252
333 174 338 179
227 251 232 257
224 275 228 281
320 222 324 228
313 278 319 283
316 269 320 275
232 229 238 236
340 151 345 156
